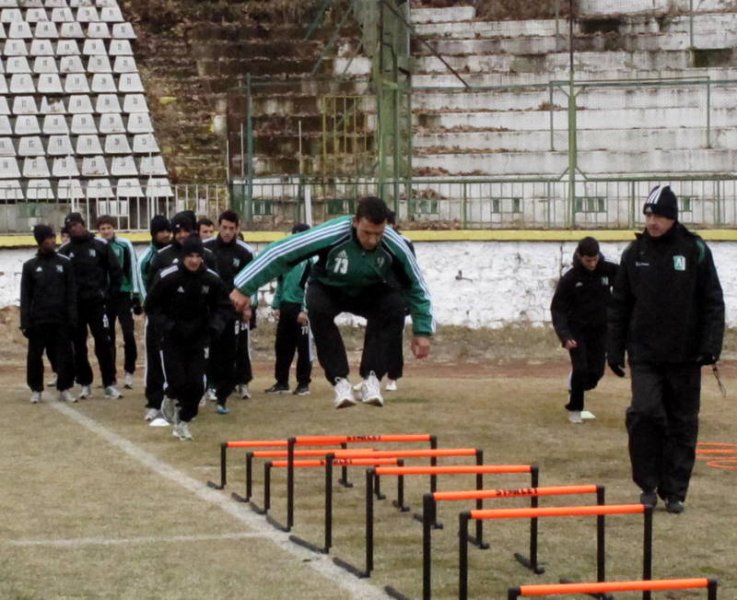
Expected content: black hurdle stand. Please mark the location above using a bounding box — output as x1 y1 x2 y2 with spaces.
290 454 335 554
206 443 227 489
512 465 546 574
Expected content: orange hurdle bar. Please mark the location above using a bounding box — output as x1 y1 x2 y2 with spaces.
509 577 717 599
460 504 654 600
271 458 401 468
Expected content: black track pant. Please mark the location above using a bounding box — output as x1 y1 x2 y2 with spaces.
306 281 405 384
274 302 312 387
161 339 208 423
144 318 165 410
565 327 606 412
211 318 239 406
235 321 253 385
26 324 75 392
107 293 137 376
626 362 701 502
72 300 116 387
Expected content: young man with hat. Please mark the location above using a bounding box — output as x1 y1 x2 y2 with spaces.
608 184 725 514
20 225 77 403
145 234 231 440
58 212 123 400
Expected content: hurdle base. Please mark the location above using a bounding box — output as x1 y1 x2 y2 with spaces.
230 492 248 503
392 500 411 512
412 513 443 528
559 578 614 600
250 502 268 515
384 585 411 600
468 535 489 549
289 534 327 554
514 553 546 574
265 514 290 532
333 557 370 578
338 479 354 489
206 480 224 490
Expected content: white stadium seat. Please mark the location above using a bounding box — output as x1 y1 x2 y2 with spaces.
75 6 98 22
3 39 28 55
59 21 84 38
113 56 136 73
118 72 143 93
86 178 115 198
21 0 45 7
59 55 85 73
111 22 135 39
104 133 130 153
122 93 147 113
57 178 85 200
110 154 137 176
0 115 12 135
99 5 122 22
50 7 75 22
8 21 33 39
97 0 121 7
23 157 51 178
37 72 63 93
0 22 5 39
126 113 153 134
40 96 66 114
46 0 73 7
10 73 35 93
86 22 110 38
0 179 24 200
98 113 125 134
0 95 9 114
70 113 97 134
30 39 55 57
68 94 94 113
107 39 132 56
26 179 55 200
63 72 90 92
12 96 38 114
138 155 167 176
47 134 74 155
116 177 144 197
0 75 6 94
34 21 59 38
42 114 70 134
132 133 159 154
56 39 81 55
87 54 112 73
90 72 116 92
81 155 108 176
33 56 59 73
26 8 49 22
14 115 40 135
0 137 15 156
75 133 103 154
81 38 106 55
0 9 22 23
95 93 120 113
5 55 31 73
18 135 46 157
52 156 80 177
146 178 173 198
0 157 21 178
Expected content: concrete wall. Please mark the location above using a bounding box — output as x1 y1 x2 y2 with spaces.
4 239 736 329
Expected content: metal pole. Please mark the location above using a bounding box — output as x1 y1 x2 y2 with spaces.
287 438 295 531
325 456 333 552
567 0 577 228
459 512 470 600
643 506 654 600
366 469 374 576
422 494 433 600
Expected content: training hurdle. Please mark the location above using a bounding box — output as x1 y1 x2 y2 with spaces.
388 485 603 600
335 464 537 580
507 577 718 599
258 447 483 533
459 504 654 600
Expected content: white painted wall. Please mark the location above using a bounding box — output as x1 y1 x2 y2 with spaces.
4 239 736 329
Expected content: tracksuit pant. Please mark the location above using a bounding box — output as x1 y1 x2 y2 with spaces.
627 362 701 502
144 318 165 410
26 324 74 392
161 338 208 423
235 321 253 386
211 318 239 406
107 293 137 377
72 299 116 387
274 302 312 387
565 326 606 412
306 281 405 383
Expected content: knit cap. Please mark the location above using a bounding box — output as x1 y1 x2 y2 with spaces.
643 185 678 221
150 215 171 236
64 212 85 228
33 224 54 245
181 234 204 257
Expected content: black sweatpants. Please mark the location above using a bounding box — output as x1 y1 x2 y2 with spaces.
72 300 116 387
274 302 312 387
306 281 405 383
26 324 74 392
107 293 137 376
235 321 253 385
565 327 606 412
627 362 702 502
211 318 239 406
161 338 208 423
144 318 165 410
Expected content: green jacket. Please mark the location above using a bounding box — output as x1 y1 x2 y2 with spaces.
234 216 435 336
107 235 143 297
272 258 314 310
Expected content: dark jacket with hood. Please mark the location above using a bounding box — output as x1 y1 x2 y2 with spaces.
20 250 77 330
58 232 122 304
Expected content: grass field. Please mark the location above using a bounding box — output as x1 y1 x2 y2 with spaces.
1 314 735 599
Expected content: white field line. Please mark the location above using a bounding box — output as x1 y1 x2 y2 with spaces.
7 532 265 548
50 403 389 600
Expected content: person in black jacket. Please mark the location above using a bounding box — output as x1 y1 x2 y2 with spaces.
608 185 725 514
551 237 618 423
202 210 255 413
145 235 231 441
20 225 77 403
58 212 123 400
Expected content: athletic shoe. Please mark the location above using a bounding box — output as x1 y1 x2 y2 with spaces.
207 387 217 402
58 389 75 403
104 385 123 400
123 372 134 389
333 378 357 409
172 421 193 441
360 372 384 407
265 383 290 394
665 498 685 514
160 396 177 424
30 391 41 404
293 384 310 396
216 404 230 415
567 410 583 424
238 384 251 399
78 385 92 399
47 375 57 387
639 490 658 507
198 394 207 408
144 408 161 422
580 410 596 420
385 379 398 392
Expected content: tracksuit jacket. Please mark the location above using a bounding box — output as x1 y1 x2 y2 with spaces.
58 233 122 304
108 235 144 298
147 241 219 286
233 215 435 336
20 251 77 331
608 223 724 364
138 239 169 298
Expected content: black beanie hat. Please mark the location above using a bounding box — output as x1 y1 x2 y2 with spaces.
181 234 204 257
291 223 310 234
643 185 678 221
64 212 85 228
33 224 54 245
150 215 171 236
171 211 195 234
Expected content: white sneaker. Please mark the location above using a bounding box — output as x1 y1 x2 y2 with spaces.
568 410 583 424
144 408 161 421
385 379 398 392
30 391 41 404
78 385 92 399
238 384 251 399
333 377 357 409
580 410 596 421
207 387 218 402
172 421 193 441
104 385 123 400
123 372 134 389
360 372 384 407
58 389 75 403
160 397 177 424
47 375 57 387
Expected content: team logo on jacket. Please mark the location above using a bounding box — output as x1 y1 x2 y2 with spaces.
202 286 209 294
56 265 63 273
177 286 185 293
89 249 96 257
36 266 42 272
232 258 240 268
673 255 686 271
601 276 609 285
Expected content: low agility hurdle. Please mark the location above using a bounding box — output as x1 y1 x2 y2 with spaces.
508 577 718 599
334 464 537 580
459 504 654 600
390 484 603 600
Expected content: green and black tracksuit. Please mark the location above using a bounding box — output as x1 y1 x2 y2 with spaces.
234 216 434 383
608 223 724 502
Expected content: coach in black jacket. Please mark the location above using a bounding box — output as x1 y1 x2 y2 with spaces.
20 225 77 402
608 185 724 514
145 235 231 441
58 212 122 399
551 237 618 423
